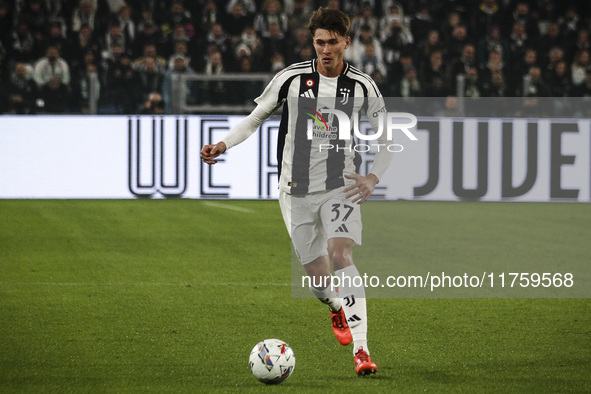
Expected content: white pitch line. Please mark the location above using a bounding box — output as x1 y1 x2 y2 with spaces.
201 201 254 213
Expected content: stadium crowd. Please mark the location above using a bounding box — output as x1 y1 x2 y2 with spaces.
0 0 590 114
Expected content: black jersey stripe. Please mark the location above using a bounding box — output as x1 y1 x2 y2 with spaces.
276 74 301 179
347 67 381 97
291 72 320 194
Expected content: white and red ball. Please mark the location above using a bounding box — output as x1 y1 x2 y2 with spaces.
249 339 295 384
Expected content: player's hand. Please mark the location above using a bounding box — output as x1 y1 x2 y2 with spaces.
200 142 227 164
344 173 379 204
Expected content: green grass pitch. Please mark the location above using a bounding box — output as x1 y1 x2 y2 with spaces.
0 199 589 392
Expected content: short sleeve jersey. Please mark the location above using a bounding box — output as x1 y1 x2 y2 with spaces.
255 59 384 195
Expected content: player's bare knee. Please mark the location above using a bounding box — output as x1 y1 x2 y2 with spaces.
329 248 354 270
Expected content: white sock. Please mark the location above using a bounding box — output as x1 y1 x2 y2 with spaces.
310 285 342 313
334 265 368 355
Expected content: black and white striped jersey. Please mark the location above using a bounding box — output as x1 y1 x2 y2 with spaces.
254 59 390 195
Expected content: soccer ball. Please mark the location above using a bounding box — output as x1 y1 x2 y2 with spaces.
249 339 295 384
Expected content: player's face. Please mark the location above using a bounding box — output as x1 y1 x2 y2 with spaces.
313 29 350 77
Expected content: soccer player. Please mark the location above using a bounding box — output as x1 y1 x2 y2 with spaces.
200 7 393 376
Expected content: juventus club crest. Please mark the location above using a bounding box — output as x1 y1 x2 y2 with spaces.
340 87 350 105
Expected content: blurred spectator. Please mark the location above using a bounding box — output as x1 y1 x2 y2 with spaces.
203 23 232 69
101 51 140 113
547 60 573 97
262 23 288 70
483 71 507 97
105 0 127 14
71 61 101 114
101 42 123 82
509 47 538 93
201 50 226 104
447 24 470 63
234 25 265 71
137 56 164 98
416 29 445 70
69 23 101 68
295 45 314 64
44 0 64 20
350 2 379 38
270 52 286 73
254 0 288 37
138 91 165 114
543 47 564 80
71 0 100 34
398 66 422 97
39 74 70 113
476 25 508 66
450 43 477 80
232 56 262 104
571 49 590 87
537 22 564 57
471 0 503 38
11 20 39 64
136 7 156 32
440 10 462 40
117 5 136 45
0 42 8 83
163 24 191 58
573 68 591 97
20 0 48 37
33 44 70 88
463 66 483 97
347 25 383 70
430 0 470 24
223 1 253 41
536 0 559 27
167 40 191 70
410 5 436 45
435 95 463 116
380 2 413 65
287 27 312 64
387 49 414 95
422 50 450 96
0 1 13 49
5 62 39 114
287 0 313 39
163 54 195 112
226 0 257 16
134 43 167 74
42 21 69 59
507 22 532 65
71 49 101 82
161 1 194 40
567 29 591 65
357 43 387 88
558 6 585 43
479 50 505 89
101 22 127 61
340 0 375 17
200 0 222 37
520 66 549 96
133 21 165 58
503 2 539 40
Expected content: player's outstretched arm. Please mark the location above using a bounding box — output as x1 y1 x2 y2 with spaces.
199 104 275 165
200 142 227 164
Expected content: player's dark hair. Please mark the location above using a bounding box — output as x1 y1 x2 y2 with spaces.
307 7 350 38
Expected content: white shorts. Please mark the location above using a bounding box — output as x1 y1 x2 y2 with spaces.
279 186 362 265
